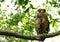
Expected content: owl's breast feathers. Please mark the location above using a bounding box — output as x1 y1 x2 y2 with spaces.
35 13 49 34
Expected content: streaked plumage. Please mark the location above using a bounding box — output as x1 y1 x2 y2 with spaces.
35 9 49 35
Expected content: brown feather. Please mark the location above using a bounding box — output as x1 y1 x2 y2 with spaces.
35 9 49 41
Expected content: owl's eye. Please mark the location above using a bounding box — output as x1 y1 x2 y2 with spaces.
41 9 46 13
43 9 46 12
37 9 41 12
37 9 46 13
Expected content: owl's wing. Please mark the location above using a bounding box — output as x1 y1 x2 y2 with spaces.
45 20 49 33
40 14 49 33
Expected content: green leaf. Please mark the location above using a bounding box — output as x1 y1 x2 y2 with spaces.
57 10 60 15
30 4 36 9
0 0 4 2
24 0 29 5
0 20 4 24
24 8 30 13
22 17 28 24
17 0 23 5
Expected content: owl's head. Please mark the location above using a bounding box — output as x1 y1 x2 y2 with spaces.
37 9 46 13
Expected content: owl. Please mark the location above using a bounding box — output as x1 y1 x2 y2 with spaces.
35 9 49 35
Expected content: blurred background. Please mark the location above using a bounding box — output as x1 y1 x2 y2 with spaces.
0 0 60 42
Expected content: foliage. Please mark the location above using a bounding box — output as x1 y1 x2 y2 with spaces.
0 0 60 42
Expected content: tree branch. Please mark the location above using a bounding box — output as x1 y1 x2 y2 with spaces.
0 31 60 41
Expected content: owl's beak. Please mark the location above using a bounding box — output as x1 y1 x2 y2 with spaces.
41 10 43 13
